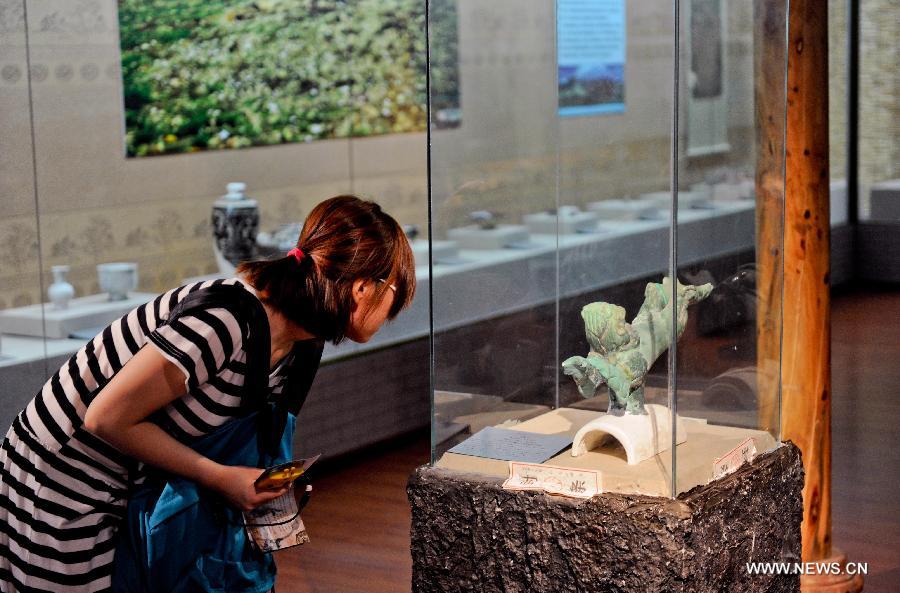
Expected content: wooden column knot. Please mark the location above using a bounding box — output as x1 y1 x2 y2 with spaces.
808 486 819 523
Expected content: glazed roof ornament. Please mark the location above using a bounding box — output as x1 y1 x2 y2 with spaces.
562 276 713 415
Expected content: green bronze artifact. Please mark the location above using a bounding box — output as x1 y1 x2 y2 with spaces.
562 277 713 414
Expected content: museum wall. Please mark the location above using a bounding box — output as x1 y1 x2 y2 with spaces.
827 0 899 217
0 0 427 310
1 0 761 310
829 0 847 186
857 0 899 214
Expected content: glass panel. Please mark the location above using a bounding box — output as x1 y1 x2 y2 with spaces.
0 0 49 433
428 0 683 498
428 0 562 461
673 0 787 495
556 2 676 496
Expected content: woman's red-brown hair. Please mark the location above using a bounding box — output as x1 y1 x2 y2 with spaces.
238 195 415 343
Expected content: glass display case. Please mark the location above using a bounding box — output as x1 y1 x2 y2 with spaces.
427 0 788 497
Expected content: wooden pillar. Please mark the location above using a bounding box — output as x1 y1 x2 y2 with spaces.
754 0 787 436
781 1 863 591
783 0 832 564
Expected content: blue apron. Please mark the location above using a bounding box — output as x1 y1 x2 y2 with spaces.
111 284 323 593
112 409 296 593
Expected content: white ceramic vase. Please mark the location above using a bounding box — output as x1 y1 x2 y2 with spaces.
48 265 75 310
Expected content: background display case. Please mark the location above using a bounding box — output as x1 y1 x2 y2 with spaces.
427 0 788 499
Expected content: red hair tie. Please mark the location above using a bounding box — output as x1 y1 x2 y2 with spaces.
287 247 305 263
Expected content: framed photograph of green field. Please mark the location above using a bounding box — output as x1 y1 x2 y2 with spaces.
118 0 447 157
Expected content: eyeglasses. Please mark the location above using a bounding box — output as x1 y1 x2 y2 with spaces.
377 279 397 292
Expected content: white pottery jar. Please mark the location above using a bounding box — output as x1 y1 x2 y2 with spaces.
48 265 75 310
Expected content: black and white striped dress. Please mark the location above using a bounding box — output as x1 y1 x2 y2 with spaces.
0 278 294 593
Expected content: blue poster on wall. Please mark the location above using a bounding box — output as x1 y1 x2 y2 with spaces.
557 0 626 116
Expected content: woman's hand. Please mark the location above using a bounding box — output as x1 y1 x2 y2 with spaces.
206 464 292 512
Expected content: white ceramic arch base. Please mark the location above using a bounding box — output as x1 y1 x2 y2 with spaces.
571 404 687 465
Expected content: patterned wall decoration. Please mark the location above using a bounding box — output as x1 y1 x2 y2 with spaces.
1 64 21 83
36 0 108 35
0 1 25 33
0 223 39 272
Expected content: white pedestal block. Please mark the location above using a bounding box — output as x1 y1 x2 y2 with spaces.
523 209 600 235
689 183 714 201
0 292 157 339
638 190 715 210
711 181 753 202
830 179 848 226
586 199 662 221
679 190 717 209
411 239 461 266
447 224 532 250
638 191 671 208
570 404 687 465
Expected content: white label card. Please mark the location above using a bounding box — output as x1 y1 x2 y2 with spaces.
503 462 602 499
712 437 757 480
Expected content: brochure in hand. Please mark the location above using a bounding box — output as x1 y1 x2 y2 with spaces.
244 454 320 552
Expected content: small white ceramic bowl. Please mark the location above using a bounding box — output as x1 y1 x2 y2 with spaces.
97 262 138 301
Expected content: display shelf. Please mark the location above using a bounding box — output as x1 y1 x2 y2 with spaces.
0 202 755 370
0 334 85 367
0 292 158 339
523 209 600 235
446 224 533 250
